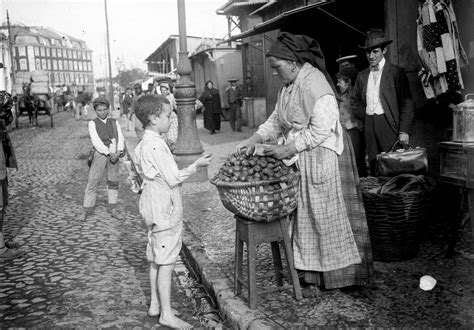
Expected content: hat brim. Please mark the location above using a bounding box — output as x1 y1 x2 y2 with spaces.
336 55 357 63
359 40 393 50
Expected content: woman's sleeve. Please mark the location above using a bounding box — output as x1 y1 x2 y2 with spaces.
293 94 339 152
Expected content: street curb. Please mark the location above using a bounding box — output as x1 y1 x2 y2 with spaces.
181 224 278 330
122 136 278 330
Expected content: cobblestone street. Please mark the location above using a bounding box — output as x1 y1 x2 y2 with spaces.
0 112 223 328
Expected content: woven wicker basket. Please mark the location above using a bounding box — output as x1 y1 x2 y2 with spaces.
360 176 434 262
210 171 300 222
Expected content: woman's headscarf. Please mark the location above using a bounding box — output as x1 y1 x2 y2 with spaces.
266 32 337 94
205 80 214 89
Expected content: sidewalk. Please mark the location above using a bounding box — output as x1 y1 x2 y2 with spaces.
120 114 474 329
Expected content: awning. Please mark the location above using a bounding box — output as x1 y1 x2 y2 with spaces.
216 0 269 16
220 1 332 43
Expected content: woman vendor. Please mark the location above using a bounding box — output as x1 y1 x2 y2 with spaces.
236 32 373 293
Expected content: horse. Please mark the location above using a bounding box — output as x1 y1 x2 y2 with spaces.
17 82 36 126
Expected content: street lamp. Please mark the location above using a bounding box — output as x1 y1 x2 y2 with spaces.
174 0 208 181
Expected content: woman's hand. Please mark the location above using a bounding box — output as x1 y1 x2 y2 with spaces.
263 144 296 160
235 135 262 155
194 153 213 167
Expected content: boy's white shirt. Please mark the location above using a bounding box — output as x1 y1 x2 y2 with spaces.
88 117 124 155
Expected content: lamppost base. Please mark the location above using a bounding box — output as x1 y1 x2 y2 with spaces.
174 154 209 183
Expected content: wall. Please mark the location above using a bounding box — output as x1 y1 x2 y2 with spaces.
386 0 474 174
191 48 242 107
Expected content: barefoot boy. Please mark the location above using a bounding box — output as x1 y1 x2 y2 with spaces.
134 94 211 328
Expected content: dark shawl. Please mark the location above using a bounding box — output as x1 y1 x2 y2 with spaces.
266 32 338 95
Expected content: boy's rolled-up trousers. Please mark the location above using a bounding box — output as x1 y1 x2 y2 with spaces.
83 151 119 211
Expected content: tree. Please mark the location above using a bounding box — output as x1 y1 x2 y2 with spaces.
114 68 148 89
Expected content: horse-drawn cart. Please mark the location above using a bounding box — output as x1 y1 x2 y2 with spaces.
13 70 54 128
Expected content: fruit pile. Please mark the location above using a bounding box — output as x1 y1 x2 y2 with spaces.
213 153 297 184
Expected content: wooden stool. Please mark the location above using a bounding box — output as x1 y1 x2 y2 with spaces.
234 215 302 309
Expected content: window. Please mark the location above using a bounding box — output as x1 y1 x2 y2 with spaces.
35 59 41 70
72 51 76 59
19 59 27 70
79 62 83 71
68 50 72 58
51 38 56 45
53 60 58 70
34 47 40 56
58 60 63 70
41 59 47 69
47 48 51 57
47 60 52 70
18 46 26 57
54 72 59 82
69 61 73 70
73 61 78 71
40 47 45 57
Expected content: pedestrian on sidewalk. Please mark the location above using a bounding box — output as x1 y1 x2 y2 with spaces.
134 94 212 328
159 82 177 112
121 87 133 131
199 80 222 134
130 83 144 137
0 88 25 261
237 32 373 295
81 97 124 221
225 77 243 132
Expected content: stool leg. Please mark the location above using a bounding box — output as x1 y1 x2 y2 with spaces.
280 217 302 301
271 241 283 286
247 231 257 309
234 226 243 296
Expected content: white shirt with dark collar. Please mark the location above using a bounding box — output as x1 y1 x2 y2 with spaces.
366 57 385 115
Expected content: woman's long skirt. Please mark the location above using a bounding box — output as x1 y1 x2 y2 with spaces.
298 130 374 289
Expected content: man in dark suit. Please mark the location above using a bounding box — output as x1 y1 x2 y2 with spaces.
351 29 414 176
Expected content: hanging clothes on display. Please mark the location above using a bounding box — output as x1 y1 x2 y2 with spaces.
416 0 469 99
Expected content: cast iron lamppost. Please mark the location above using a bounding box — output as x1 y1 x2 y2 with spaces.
104 0 114 104
174 0 208 181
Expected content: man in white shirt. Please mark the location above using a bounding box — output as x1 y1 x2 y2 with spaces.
351 29 414 175
81 97 124 221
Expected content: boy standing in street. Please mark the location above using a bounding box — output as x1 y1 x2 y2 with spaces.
0 73 25 260
81 97 124 221
134 94 211 328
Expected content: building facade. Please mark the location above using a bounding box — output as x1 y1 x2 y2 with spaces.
145 35 209 79
11 26 94 92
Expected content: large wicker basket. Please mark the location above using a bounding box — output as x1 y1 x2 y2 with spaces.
210 171 300 222
360 175 434 262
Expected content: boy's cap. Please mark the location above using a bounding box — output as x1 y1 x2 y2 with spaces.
93 97 110 108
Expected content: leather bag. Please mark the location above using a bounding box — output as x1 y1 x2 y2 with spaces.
376 141 428 177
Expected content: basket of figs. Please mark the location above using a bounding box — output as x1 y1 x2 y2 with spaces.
210 153 300 222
